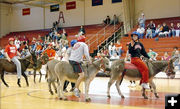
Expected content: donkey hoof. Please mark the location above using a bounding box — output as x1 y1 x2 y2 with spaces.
64 98 68 101
155 93 159 98
18 84 21 87
59 97 63 100
50 91 54 95
107 95 111 98
85 98 91 102
55 90 57 94
144 96 148 99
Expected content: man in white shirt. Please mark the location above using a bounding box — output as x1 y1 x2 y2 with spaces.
69 36 92 97
136 25 145 39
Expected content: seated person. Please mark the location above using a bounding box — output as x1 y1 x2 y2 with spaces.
148 48 158 61
136 25 145 39
161 52 171 61
110 52 119 60
111 14 119 25
175 23 180 37
145 27 152 38
169 23 176 37
147 21 156 33
159 23 170 37
103 16 111 25
152 24 162 38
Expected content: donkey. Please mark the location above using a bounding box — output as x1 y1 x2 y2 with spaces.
107 58 176 99
46 59 60 95
54 57 110 102
0 52 37 87
27 53 49 83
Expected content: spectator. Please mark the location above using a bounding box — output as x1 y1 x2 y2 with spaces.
169 23 176 37
79 25 85 35
161 52 171 61
95 52 101 60
110 52 119 60
0 47 5 58
145 27 152 38
111 14 119 25
159 23 170 37
103 16 111 25
136 25 145 39
175 23 180 37
172 50 180 70
114 40 123 56
152 24 162 38
148 48 158 61
14 36 21 50
108 42 114 56
61 29 68 40
171 46 179 57
124 42 131 62
147 21 156 33
138 13 146 28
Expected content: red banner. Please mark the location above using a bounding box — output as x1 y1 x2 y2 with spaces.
22 8 30 16
66 1 76 10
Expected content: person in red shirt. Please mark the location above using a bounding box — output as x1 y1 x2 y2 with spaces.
5 38 22 82
43 44 56 60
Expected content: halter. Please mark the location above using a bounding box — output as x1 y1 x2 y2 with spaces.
92 58 106 72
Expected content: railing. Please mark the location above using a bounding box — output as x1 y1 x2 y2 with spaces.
86 14 122 53
97 25 124 53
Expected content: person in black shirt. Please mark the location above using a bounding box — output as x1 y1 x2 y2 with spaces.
128 31 150 89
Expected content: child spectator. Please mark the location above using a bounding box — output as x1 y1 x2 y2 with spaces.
161 52 171 61
145 27 152 38
148 48 158 61
136 25 145 39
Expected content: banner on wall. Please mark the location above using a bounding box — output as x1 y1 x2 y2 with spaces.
92 0 103 6
112 0 122 3
66 1 76 10
50 4 59 12
22 8 30 16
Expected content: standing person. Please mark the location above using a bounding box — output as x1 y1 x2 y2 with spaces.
79 25 86 35
14 36 21 50
69 35 92 97
4 38 22 84
138 13 146 28
128 32 150 89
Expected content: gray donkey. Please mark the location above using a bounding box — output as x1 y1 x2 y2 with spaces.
107 58 176 99
54 57 110 102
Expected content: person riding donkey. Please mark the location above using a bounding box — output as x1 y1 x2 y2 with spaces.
128 31 150 89
69 35 92 97
5 38 22 84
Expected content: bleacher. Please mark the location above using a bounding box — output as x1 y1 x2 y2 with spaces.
120 17 180 60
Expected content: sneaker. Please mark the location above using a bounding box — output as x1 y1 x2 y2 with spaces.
141 83 150 89
63 89 68 93
131 82 136 87
73 88 80 97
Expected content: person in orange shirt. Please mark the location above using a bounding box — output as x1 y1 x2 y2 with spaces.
43 44 56 60
5 38 22 83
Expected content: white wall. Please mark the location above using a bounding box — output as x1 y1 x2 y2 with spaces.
0 3 11 37
135 0 180 19
9 0 123 32
11 5 44 32
45 0 84 28
85 0 123 25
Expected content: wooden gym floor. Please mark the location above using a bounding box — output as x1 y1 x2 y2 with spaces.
0 75 180 109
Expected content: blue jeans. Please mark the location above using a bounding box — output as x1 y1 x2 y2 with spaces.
140 23 145 28
11 56 22 79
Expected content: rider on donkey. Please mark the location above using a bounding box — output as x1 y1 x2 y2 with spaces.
69 35 92 97
5 38 22 84
128 31 150 89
